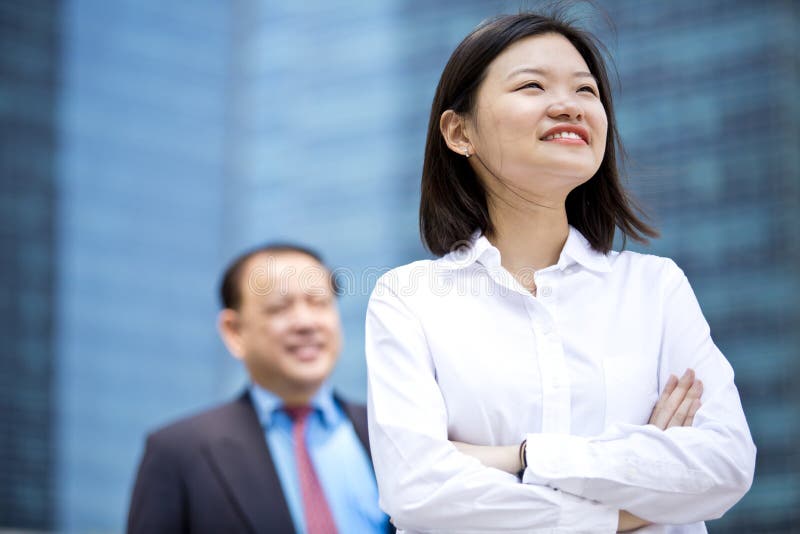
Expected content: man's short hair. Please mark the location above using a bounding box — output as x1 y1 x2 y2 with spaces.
218 243 338 310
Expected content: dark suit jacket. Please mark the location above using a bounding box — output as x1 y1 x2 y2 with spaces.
127 390 392 534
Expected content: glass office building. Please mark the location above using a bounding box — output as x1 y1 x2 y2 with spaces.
0 1 59 529
0 0 797 531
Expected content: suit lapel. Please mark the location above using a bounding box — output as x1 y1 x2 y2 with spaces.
204 392 295 534
336 393 371 457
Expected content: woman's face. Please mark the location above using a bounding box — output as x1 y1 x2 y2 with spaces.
466 32 608 200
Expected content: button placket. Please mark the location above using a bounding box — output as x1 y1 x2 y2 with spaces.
535 271 557 310
523 291 570 434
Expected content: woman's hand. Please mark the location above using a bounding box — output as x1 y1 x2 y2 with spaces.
649 369 703 430
619 369 703 531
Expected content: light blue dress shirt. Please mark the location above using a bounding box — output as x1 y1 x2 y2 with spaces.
249 383 388 534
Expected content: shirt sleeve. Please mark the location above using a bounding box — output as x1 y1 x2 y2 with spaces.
522 258 756 524
365 278 619 533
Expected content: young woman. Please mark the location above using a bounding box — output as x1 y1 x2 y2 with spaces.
365 12 755 533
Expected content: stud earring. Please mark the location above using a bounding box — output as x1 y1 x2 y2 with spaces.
463 147 471 158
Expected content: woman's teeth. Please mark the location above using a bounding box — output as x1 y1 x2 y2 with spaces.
543 131 583 141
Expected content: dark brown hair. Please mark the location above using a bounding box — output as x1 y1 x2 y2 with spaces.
419 11 657 256
219 243 338 310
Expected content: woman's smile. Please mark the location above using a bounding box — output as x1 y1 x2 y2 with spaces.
539 124 590 144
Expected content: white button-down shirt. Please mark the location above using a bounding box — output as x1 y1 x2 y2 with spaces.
365 227 755 533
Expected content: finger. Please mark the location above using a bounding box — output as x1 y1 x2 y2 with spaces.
663 373 679 394
668 379 702 428
675 381 703 428
651 375 677 417
654 369 695 428
668 395 694 428
686 379 703 401
663 370 697 427
667 368 695 404
684 399 701 427
649 374 677 426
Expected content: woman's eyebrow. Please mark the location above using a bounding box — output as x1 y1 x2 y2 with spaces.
506 67 547 80
506 67 596 81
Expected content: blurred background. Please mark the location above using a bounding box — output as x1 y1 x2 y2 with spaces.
1 0 797 532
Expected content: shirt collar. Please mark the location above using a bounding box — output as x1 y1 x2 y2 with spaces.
249 382 340 429
558 226 612 273
438 226 611 273
438 230 498 270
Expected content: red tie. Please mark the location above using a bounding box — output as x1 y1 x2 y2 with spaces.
284 406 338 534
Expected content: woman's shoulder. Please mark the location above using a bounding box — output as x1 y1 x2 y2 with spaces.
369 255 469 302
370 259 437 296
607 249 686 282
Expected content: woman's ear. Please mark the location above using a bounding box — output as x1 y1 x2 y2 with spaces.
440 110 473 158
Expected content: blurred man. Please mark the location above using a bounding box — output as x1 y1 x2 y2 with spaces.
127 244 391 534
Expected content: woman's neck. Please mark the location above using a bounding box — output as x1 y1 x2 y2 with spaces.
486 196 569 286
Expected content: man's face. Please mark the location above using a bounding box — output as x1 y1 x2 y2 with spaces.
220 251 342 403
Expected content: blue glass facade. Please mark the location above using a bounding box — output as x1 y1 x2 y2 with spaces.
0 1 59 529
0 0 796 531
54 0 235 530
606 3 800 530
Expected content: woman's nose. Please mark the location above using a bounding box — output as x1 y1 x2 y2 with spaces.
547 95 583 121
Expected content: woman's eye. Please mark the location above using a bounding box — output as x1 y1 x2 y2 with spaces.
520 81 543 90
578 85 598 95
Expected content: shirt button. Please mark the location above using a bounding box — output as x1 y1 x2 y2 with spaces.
540 286 552 297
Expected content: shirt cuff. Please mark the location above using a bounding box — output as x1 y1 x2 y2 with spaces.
555 489 618 532
522 433 593 496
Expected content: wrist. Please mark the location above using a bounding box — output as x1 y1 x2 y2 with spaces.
517 438 527 479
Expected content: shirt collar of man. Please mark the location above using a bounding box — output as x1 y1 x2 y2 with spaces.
249 381 341 430
438 226 611 274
